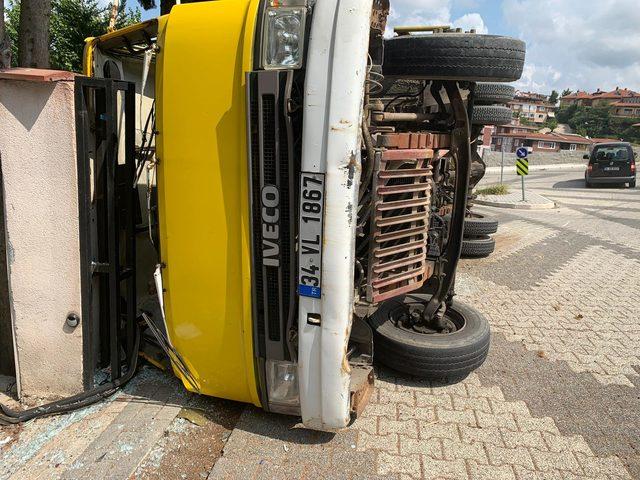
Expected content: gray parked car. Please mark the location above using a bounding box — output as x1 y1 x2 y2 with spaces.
585 142 636 188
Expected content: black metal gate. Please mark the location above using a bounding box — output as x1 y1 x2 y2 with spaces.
75 77 137 388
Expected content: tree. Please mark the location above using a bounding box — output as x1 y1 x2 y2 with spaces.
135 0 171 15
0 1 12 68
556 103 578 124
543 117 558 131
561 88 572 97
136 0 205 16
568 106 611 138
548 90 559 104
18 0 52 68
6 0 140 72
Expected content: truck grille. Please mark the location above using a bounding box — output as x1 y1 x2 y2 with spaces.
367 133 450 303
247 71 295 361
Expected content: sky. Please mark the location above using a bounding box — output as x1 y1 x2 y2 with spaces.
385 0 640 95
7 0 640 95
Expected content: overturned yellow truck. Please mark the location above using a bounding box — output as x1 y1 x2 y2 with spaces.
77 0 525 431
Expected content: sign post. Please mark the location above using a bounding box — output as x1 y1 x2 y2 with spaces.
501 137 514 184
500 143 505 184
515 147 529 201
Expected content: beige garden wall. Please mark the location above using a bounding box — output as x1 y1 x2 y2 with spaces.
0 71 84 403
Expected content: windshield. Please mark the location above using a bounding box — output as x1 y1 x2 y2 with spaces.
592 145 631 162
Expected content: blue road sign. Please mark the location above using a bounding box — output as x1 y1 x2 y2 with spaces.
516 147 529 159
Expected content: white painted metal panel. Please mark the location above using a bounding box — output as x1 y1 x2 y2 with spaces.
298 0 373 430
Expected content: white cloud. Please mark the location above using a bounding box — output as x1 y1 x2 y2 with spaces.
387 0 488 35
452 13 488 34
504 0 640 93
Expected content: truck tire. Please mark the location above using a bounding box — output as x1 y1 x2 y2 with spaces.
443 213 499 236
472 105 513 126
370 295 490 379
465 214 499 235
383 34 526 82
474 82 516 104
461 235 496 258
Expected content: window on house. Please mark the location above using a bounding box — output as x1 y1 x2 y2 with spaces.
538 141 556 149
569 144 577 151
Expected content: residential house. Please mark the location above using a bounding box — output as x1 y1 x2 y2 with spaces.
491 131 592 153
560 87 640 118
480 123 537 150
559 90 592 107
508 91 556 124
610 97 640 118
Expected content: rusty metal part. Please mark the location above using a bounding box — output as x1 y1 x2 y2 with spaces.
366 134 451 303
349 366 375 417
422 83 472 322
370 0 390 33
394 25 451 35
372 112 437 123
375 132 451 150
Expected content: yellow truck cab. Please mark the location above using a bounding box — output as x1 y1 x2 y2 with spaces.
82 0 525 431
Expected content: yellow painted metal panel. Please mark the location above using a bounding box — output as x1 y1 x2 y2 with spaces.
156 1 261 406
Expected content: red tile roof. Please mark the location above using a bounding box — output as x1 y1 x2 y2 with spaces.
593 88 638 99
561 90 591 100
610 101 640 107
561 87 640 101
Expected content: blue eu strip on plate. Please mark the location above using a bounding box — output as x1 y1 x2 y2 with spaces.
299 285 321 299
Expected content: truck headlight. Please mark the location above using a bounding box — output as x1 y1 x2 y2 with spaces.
266 359 300 414
262 5 307 70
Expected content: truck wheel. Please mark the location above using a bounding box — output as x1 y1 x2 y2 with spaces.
443 213 499 236
370 295 490 379
383 34 526 82
474 82 516 105
465 214 499 235
472 105 513 126
461 235 496 258
629 180 636 188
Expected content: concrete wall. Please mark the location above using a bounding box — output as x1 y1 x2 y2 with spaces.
0 77 84 402
482 147 640 168
482 149 588 168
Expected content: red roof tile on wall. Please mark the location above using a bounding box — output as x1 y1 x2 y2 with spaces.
0 68 76 83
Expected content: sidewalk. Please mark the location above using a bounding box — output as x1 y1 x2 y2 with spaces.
485 163 585 174
475 190 556 209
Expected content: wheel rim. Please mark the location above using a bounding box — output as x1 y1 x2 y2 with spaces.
388 300 466 336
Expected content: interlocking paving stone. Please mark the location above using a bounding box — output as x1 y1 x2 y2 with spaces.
206 172 640 480
3 168 637 480
209 170 638 479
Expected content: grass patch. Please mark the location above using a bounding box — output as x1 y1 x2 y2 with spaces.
476 184 510 196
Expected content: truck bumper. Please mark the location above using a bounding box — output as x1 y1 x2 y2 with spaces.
588 175 635 184
297 0 373 431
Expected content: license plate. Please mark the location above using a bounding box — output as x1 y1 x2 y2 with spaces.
604 166 620 171
298 173 325 299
